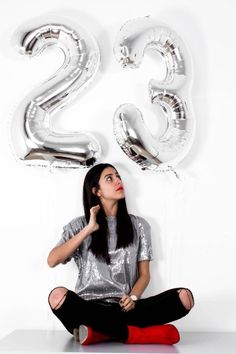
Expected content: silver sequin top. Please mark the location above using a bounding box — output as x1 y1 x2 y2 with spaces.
57 214 153 303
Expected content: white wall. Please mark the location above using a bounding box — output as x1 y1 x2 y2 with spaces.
1 0 236 339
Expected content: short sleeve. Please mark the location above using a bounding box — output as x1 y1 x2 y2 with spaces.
57 216 86 264
136 216 153 261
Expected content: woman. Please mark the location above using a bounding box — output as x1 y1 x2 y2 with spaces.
47 163 194 345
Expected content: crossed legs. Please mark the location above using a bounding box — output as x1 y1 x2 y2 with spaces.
48 286 194 313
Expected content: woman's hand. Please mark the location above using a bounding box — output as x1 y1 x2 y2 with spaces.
87 205 100 233
119 294 136 312
47 207 100 267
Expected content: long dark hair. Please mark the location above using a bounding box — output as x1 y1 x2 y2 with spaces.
83 163 134 264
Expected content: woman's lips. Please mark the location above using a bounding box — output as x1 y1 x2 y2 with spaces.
116 187 124 191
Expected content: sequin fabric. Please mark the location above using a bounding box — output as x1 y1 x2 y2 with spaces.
57 214 153 303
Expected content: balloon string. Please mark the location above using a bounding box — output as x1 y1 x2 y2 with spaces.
168 166 180 180
143 165 181 179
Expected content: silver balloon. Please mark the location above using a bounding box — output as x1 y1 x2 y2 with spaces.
113 16 194 171
11 16 101 168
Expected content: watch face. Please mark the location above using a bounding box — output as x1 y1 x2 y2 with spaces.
130 295 138 301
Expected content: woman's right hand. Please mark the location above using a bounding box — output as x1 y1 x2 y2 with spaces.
87 205 100 232
47 205 100 268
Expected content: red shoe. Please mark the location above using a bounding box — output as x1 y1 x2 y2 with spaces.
126 324 180 344
78 325 110 345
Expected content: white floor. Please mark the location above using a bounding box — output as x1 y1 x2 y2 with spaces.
0 330 235 354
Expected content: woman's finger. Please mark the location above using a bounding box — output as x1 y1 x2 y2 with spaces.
90 205 100 214
123 298 131 308
119 294 128 306
121 296 135 311
123 300 135 312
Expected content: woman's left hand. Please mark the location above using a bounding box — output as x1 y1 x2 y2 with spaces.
119 294 136 312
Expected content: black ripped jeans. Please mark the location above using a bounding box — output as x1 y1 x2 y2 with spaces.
48 287 193 342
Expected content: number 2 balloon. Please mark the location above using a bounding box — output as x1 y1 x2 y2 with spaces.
10 16 101 168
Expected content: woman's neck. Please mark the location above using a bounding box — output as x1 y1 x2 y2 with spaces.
101 200 118 217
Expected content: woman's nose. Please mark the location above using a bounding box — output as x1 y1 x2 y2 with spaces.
115 177 122 185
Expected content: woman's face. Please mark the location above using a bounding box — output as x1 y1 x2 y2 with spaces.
94 167 125 201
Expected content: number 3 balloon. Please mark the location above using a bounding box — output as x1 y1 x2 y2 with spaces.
11 16 101 168
113 17 195 172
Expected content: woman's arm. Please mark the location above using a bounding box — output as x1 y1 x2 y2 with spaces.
47 225 92 267
130 260 150 298
47 205 100 268
120 260 150 312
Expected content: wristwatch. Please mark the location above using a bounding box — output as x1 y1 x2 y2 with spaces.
130 294 138 302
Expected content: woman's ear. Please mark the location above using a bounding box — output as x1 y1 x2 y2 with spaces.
92 187 101 197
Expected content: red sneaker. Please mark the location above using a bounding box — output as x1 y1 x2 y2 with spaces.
78 325 110 345
126 324 180 344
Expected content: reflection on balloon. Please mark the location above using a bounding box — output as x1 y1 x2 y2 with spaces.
113 16 194 172
11 16 101 168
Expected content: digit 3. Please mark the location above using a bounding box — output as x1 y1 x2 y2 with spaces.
113 17 195 172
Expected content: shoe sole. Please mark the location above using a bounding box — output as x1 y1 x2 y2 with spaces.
79 325 88 344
